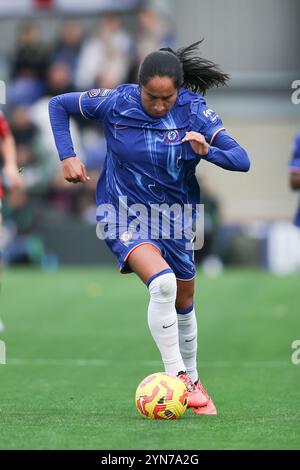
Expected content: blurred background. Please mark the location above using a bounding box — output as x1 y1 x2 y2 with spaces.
0 0 299 274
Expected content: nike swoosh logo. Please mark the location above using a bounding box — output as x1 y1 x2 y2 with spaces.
185 336 196 343
163 321 176 329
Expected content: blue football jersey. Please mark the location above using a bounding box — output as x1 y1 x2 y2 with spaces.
79 84 225 237
289 132 300 227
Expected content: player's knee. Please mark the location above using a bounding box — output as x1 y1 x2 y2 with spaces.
148 271 177 303
176 296 194 311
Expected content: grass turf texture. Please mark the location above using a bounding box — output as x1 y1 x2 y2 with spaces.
0 267 299 450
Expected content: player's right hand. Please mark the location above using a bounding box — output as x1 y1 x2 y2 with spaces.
61 156 90 184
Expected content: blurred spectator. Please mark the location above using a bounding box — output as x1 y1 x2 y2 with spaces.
75 14 132 90
137 7 175 58
129 7 176 82
4 110 54 237
2 131 52 266
9 106 55 192
0 109 22 191
50 20 83 79
8 23 49 106
11 23 49 80
44 61 74 96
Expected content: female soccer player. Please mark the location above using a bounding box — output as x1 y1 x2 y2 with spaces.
0 110 22 332
49 41 250 415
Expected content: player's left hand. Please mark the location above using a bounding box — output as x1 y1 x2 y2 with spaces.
3 164 23 189
182 131 209 155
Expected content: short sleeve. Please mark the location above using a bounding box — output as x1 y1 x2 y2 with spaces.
78 88 117 121
289 133 300 172
189 99 226 145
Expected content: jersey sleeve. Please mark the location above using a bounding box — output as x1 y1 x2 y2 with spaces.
79 88 117 120
289 133 300 172
202 130 250 172
0 111 9 139
190 99 226 145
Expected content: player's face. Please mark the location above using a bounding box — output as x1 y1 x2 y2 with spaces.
140 76 178 118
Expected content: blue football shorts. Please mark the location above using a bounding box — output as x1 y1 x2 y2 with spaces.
104 234 196 281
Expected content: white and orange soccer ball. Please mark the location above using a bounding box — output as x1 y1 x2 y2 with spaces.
135 372 188 420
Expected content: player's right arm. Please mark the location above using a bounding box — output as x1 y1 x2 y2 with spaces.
289 133 300 190
48 88 115 184
48 92 89 184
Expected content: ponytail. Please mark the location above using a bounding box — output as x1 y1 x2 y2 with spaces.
160 39 229 95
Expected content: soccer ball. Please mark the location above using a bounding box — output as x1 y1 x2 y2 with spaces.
135 372 188 420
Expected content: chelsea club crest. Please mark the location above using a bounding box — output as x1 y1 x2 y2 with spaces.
165 130 179 142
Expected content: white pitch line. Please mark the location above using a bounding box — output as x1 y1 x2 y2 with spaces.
144 360 290 368
7 358 110 366
201 360 291 368
5 358 291 368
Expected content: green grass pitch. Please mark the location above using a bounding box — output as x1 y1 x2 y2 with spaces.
0 267 299 450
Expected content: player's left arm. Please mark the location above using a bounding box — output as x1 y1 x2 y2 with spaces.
182 130 250 172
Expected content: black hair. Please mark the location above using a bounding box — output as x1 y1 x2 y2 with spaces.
138 40 229 95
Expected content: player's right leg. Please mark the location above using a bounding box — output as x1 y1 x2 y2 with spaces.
127 244 208 408
127 243 186 377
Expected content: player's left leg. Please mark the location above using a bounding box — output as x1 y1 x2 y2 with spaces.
176 279 198 382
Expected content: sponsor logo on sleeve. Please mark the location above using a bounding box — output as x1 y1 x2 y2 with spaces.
88 88 112 99
203 108 218 123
